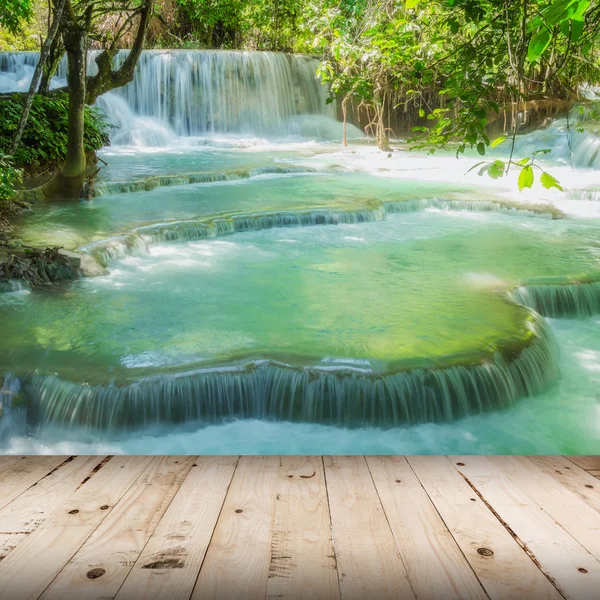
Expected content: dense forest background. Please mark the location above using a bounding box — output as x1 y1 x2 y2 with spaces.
1 0 599 200
0 0 313 51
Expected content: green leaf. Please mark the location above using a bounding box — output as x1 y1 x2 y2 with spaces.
545 0 574 25
518 166 534 191
488 160 505 179
491 136 506 148
476 142 486 156
418 107 425 117
532 149 552 155
517 157 531 166
540 171 563 191
405 0 421 8
570 19 585 41
528 29 551 62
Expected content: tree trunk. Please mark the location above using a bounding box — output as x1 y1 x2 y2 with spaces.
8 0 66 156
43 17 88 198
39 35 64 94
342 95 349 147
40 0 152 200
373 79 391 152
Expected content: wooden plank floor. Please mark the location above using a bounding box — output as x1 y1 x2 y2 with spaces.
0 456 598 600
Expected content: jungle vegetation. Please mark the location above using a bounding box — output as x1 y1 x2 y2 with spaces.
1 0 599 199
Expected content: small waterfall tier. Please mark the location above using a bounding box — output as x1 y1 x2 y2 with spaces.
80 198 563 267
511 277 600 318
2 311 558 432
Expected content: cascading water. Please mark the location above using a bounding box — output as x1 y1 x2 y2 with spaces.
0 50 359 145
2 48 600 455
96 50 336 137
512 106 600 170
511 280 600 318
7 311 558 432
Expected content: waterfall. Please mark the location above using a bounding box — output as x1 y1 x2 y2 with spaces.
94 50 336 138
511 279 600 318
6 312 558 432
81 198 561 267
0 49 353 143
0 375 27 444
512 106 600 170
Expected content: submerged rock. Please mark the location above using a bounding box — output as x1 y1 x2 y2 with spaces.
0 246 107 290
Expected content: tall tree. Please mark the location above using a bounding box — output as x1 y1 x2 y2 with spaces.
8 0 66 155
43 0 153 198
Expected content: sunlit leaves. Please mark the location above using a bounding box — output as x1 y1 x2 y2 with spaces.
518 166 534 191
540 171 563 191
0 0 34 35
528 28 551 62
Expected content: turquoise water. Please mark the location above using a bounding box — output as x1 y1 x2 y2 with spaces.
1 142 600 453
1 48 600 453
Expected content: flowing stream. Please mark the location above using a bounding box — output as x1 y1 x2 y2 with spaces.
1 50 600 454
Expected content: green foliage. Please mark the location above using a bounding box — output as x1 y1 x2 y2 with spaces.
467 147 564 192
310 0 599 185
0 0 34 34
0 93 111 174
169 0 310 51
0 151 22 203
0 0 47 50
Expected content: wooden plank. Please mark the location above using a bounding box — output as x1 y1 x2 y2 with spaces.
0 456 68 510
453 456 600 600
115 456 238 600
191 456 279 600
489 456 600 561
0 456 28 478
265 456 340 600
567 456 600 471
408 456 561 600
590 470 600 479
366 456 487 600
40 456 195 600
323 456 415 600
0 456 103 561
0 456 152 600
530 456 600 514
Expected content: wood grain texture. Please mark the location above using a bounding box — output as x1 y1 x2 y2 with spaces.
567 456 600 471
116 456 238 600
366 456 487 600
0 456 152 600
0 455 598 600
40 456 195 600
453 456 600 600
0 456 102 561
0 456 68 511
191 455 280 600
266 456 340 600
408 456 562 600
324 456 415 600
530 456 600 514
488 456 600 561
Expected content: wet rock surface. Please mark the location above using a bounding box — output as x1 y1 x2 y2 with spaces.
0 246 107 290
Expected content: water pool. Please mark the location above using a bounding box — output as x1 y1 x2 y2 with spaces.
1 50 600 454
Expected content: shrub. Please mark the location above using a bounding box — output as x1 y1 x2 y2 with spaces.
0 151 22 203
0 92 112 175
